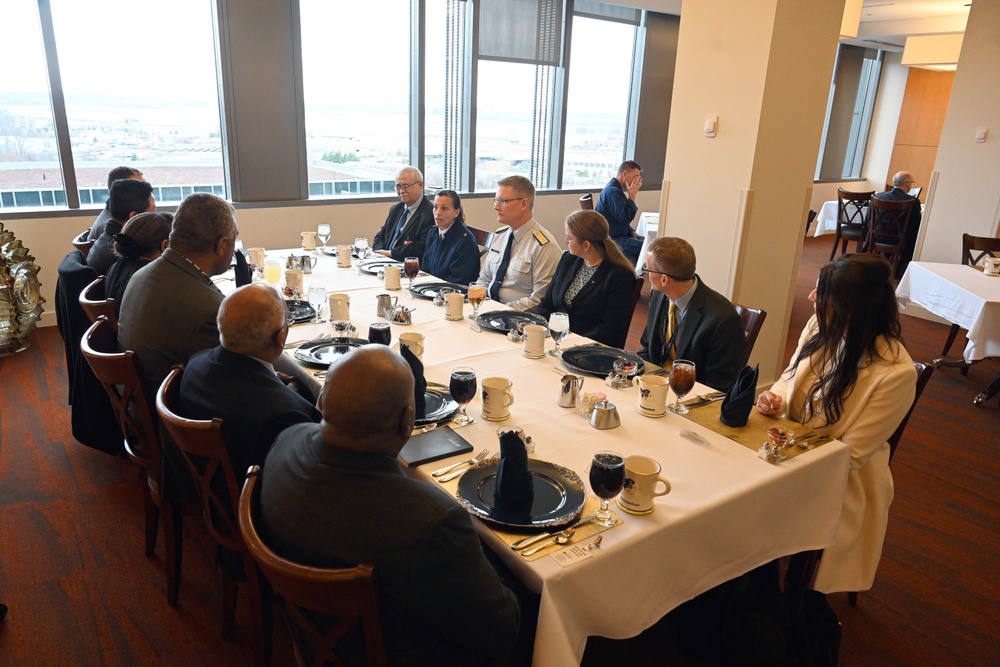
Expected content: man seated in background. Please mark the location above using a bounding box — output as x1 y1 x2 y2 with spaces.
638 237 745 391
596 160 643 263
178 284 321 479
373 166 434 262
260 346 521 666
88 165 144 241
874 170 923 278
477 175 561 311
87 178 156 274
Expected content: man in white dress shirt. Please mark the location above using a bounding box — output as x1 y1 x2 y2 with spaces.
477 175 561 311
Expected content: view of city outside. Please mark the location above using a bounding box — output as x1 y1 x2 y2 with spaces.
1 0 636 210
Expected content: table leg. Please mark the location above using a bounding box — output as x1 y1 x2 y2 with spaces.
973 367 1000 406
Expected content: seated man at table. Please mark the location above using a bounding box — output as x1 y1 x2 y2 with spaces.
874 170 922 278
373 166 435 262
595 160 643 263
260 346 521 665
178 283 321 480
638 237 744 391
87 177 156 275
477 175 561 311
88 165 144 242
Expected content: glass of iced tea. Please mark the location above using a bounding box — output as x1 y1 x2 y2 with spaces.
467 283 486 320
667 359 696 415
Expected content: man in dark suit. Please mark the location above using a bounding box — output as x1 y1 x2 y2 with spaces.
372 166 435 262
88 166 144 242
638 237 745 391
178 284 321 479
87 178 156 275
874 170 922 277
261 346 521 665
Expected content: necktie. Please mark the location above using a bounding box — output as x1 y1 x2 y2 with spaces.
390 208 409 248
664 300 678 361
489 233 515 301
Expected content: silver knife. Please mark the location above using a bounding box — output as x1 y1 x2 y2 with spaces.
511 514 596 551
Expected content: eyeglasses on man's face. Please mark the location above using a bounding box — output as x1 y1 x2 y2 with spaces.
493 197 526 206
395 181 422 191
640 264 689 281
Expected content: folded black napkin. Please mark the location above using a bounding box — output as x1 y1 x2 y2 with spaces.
233 248 252 287
399 344 427 419
493 431 534 517
720 364 759 428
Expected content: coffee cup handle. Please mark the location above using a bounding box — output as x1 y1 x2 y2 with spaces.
504 391 515 408
653 476 671 497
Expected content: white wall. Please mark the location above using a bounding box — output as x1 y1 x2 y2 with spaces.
3 189 662 329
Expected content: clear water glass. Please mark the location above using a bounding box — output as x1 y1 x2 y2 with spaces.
548 312 570 357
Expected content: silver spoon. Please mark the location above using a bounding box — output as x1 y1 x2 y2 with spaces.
520 528 576 556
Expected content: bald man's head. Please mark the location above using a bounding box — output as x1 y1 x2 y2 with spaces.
218 284 288 361
319 346 415 455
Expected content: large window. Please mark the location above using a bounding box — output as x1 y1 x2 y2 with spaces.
0 0 60 208
300 0 410 197
816 44 883 180
563 16 636 189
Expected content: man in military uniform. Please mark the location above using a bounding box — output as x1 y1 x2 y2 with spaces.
477 175 561 311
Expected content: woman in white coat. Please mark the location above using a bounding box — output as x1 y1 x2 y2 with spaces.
757 254 917 594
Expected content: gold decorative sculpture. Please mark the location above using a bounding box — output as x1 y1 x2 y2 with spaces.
0 221 44 355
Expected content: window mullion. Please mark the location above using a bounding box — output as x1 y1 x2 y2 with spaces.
35 0 79 209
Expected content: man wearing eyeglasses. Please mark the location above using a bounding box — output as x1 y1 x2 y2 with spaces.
373 167 434 261
477 175 561 311
874 170 922 278
638 237 744 392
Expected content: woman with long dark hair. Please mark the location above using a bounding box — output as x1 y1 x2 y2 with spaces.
536 210 637 348
757 253 917 593
421 189 480 285
104 212 173 303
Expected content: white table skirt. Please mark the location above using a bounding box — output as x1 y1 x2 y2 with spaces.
273 249 851 666
896 261 1000 362
814 200 839 236
634 212 659 276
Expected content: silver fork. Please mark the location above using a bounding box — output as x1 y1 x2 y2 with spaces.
438 451 499 483
432 449 490 478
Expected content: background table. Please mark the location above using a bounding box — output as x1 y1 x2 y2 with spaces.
279 249 851 666
814 200 840 236
634 212 659 276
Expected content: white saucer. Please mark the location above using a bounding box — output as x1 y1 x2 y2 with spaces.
636 405 666 418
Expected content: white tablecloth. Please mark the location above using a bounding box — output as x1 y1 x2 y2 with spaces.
814 200 839 236
896 261 1000 362
276 249 851 666
634 212 659 276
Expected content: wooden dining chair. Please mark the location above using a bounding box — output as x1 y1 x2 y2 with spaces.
156 365 270 666
732 303 767 368
79 316 183 607
466 225 496 258
71 229 94 258
848 360 934 608
866 197 916 277
829 188 874 260
803 209 817 239
579 193 594 210
941 234 1000 357
79 276 119 331
239 466 388 667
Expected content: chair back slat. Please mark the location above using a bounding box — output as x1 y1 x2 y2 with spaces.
962 233 1000 267
239 467 387 667
466 225 496 258
579 193 594 210
79 276 120 331
888 362 934 462
72 229 95 258
866 197 916 275
80 317 160 473
732 303 767 368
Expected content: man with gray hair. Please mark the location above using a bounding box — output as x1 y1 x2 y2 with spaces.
177 284 320 479
373 166 434 261
874 170 922 277
119 192 240 394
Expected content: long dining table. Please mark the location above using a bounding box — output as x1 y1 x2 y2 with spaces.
242 246 852 666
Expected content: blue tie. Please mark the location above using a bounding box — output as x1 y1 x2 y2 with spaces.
390 208 409 248
489 233 515 301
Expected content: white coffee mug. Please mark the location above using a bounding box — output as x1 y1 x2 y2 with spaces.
522 324 546 358
617 455 671 515
444 292 465 321
384 265 402 290
637 374 670 417
980 256 1000 276
481 377 514 421
398 332 424 361
336 245 352 268
284 269 303 292
328 293 350 321
301 231 318 250
247 247 265 268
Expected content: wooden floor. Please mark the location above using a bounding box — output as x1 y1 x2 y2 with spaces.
1 234 998 665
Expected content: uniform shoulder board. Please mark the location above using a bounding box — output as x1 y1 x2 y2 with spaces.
532 229 550 246
494 225 511 234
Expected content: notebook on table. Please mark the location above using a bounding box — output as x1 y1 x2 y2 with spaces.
398 426 474 467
